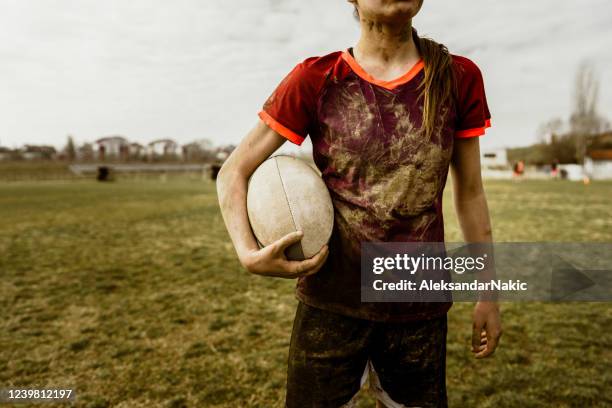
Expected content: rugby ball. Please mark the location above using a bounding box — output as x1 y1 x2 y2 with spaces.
247 155 334 261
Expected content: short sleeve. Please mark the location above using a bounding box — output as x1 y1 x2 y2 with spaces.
455 58 492 138
258 63 319 146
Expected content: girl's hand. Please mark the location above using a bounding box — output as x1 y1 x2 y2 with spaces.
241 231 329 279
471 301 502 358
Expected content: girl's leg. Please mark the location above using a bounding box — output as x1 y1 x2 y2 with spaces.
369 315 448 408
286 302 373 407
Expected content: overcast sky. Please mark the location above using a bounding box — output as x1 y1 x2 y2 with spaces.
1 0 611 152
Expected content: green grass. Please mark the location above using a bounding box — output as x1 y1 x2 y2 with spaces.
0 178 611 407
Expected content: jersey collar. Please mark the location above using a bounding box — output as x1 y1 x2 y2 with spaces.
341 49 424 90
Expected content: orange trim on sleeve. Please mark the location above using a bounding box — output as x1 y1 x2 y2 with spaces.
455 119 492 138
341 50 425 90
258 111 305 146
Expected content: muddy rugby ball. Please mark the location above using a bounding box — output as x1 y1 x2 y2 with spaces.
247 155 334 261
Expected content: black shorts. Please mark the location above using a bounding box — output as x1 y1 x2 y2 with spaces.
286 302 448 408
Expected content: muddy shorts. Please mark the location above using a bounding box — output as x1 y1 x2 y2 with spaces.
286 302 447 408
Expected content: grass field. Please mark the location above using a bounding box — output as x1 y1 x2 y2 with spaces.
1 178 611 407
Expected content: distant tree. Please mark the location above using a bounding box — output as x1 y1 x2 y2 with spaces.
570 62 608 163
78 142 94 161
65 135 76 161
537 117 564 144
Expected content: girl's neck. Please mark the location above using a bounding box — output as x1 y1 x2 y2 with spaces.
353 18 420 72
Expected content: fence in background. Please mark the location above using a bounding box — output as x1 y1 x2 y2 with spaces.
0 162 213 182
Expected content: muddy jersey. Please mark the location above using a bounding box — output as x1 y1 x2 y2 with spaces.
259 41 491 322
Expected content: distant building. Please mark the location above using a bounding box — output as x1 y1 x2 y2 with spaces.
182 142 203 161
589 131 612 148
22 145 56 160
95 136 129 161
585 149 612 180
129 143 145 159
182 139 213 161
148 139 178 160
481 147 508 168
582 131 612 180
558 164 585 181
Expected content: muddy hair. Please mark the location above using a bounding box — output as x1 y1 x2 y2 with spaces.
352 6 457 139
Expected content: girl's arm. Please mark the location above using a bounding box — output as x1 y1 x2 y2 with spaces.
450 137 502 358
216 120 328 278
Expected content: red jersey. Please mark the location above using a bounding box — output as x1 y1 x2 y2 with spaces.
259 37 491 322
